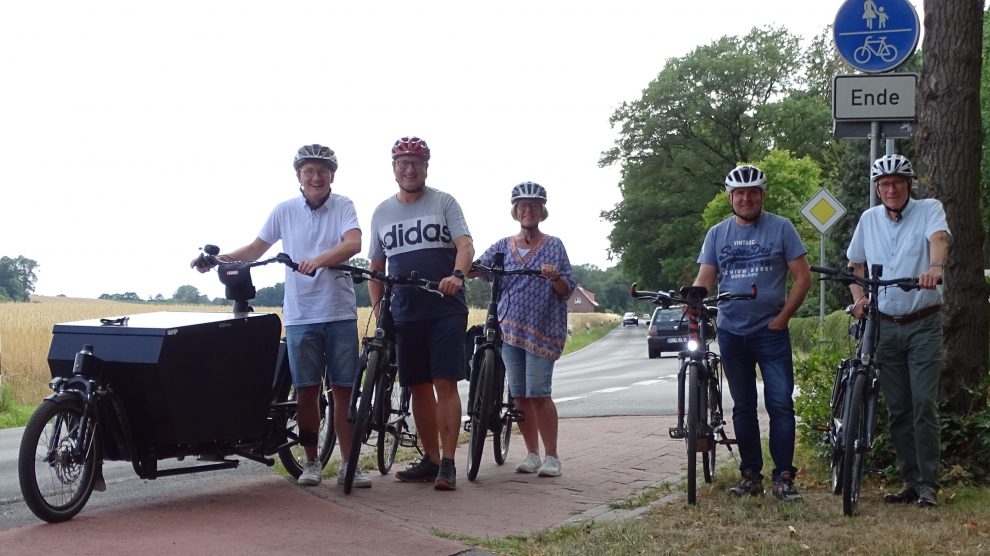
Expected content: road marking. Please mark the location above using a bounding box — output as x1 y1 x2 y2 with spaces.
592 387 631 394
660 374 678 379
553 396 586 403
633 380 663 386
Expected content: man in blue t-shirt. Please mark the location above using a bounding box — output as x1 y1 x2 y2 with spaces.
368 136 474 491
693 164 811 502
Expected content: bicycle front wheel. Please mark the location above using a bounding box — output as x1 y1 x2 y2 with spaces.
276 377 336 479
19 394 99 523
685 362 701 505
841 372 868 516
467 348 496 481
702 372 718 483
493 372 512 465
345 351 379 494
376 366 402 474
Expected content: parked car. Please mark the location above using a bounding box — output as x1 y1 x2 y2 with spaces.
622 312 639 326
646 306 689 358
640 313 650 323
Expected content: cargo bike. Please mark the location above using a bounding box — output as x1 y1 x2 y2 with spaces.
17 246 336 522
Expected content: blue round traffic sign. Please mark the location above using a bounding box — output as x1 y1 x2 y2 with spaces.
833 0 920 73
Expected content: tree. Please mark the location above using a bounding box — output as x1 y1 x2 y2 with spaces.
254 283 284 307
916 0 989 413
172 285 209 305
601 27 816 291
0 255 39 302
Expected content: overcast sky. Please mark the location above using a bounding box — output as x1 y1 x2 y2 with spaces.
0 1 922 300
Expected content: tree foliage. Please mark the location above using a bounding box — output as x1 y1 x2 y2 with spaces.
601 26 829 292
0 256 39 302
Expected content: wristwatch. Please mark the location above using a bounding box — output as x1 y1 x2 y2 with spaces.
452 269 465 282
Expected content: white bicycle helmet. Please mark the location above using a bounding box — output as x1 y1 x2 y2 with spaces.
724 165 767 192
870 154 914 182
510 181 549 221
293 144 338 172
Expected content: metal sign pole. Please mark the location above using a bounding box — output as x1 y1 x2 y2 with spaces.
869 121 879 207
819 234 826 333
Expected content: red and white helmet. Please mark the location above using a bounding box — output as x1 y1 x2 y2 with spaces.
391 136 431 161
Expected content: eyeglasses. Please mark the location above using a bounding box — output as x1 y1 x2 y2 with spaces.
395 160 426 171
877 179 908 190
516 202 543 213
301 168 331 178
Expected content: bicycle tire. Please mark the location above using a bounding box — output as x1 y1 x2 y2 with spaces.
702 371 717 483
493 368 511 465
376 366 401 474
19 394 98 523
276 377 336 478
467 348 496 481
829 365 847 495
841 372 868 516
686 362 701 505
344 350 379 494
853 46 871 64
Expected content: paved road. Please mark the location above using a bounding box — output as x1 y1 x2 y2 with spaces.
0 325 755 553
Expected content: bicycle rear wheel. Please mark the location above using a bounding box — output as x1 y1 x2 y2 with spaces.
493 372 512 465
467 348 496 481
376 366 402 474
276 377 336 479
685 362 701 504
344 351 379 494
19 394 99 523
841 372 868 516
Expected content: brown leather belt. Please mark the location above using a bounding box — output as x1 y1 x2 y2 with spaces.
878 305 941 325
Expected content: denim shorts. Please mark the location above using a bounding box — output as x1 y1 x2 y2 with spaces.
500 343 555 398
284 320 359 388
395 313 468 387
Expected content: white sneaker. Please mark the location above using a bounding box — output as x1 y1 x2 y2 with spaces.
538 455 561 477
337 462 373 488
515 452 542 474
298 461 322 486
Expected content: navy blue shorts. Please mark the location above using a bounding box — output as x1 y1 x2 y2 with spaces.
395 313 468 387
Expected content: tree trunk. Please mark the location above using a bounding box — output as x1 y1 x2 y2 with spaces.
916 0 989 413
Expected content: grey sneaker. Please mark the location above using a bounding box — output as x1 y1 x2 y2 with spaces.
396 456 440 483
917 486 938 508
729 470 765 497
515 452 542 474
337 462 372 488
772 471 802 502
297 460 322 486
537 456 561 477
434 458 457 490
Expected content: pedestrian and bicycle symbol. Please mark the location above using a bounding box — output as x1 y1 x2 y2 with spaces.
833 0 919 73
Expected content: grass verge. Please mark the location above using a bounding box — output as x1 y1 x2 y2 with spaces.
0 384 35 428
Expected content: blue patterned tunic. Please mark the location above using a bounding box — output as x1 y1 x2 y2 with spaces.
477 235 575 360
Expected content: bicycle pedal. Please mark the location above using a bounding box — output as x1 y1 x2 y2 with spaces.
668 427 686 439
463 421 472 432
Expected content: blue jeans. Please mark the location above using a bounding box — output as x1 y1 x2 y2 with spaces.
284 320 359 388
501 343 555 398
718 327 796 481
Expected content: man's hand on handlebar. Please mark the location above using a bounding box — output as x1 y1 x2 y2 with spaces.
295 259 321 277
190 255 214 273
438 274 464 296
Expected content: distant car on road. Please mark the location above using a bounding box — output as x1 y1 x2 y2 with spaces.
640 313 650 323
622 312 639 326
647 306 689 358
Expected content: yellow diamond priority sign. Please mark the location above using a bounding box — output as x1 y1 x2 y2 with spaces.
801 188 846 234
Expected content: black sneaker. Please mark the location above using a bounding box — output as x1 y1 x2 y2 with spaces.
916 486 938 508
395 456 440 483
883 487 918 504
434 458 457 491
772 471 802 502
729 470 765 497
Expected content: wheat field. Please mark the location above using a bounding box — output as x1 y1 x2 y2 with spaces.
1 296 616 405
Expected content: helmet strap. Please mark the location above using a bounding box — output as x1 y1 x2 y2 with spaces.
880 194 910 222
732 208 762 224
300 187 331 210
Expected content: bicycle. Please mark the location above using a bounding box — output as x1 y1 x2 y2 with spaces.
853 35 898 65
326 264 439 494
464 252 545 481
631 283 756 504
811 264 924 516
18 246 335 522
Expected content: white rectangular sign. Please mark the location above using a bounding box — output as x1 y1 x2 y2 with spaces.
833 73 917 121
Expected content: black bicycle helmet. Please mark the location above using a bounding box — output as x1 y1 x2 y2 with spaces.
293 144 338 172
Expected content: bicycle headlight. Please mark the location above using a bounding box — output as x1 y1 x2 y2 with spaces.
687 339 699 351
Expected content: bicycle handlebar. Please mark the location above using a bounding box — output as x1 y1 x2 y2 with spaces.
469 261 546 279
326 264 443 295
810 265 925 292
196 244 314 275
629 282 757 310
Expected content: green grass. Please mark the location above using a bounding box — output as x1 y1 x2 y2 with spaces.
0 384 35 428
563 321 619 355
